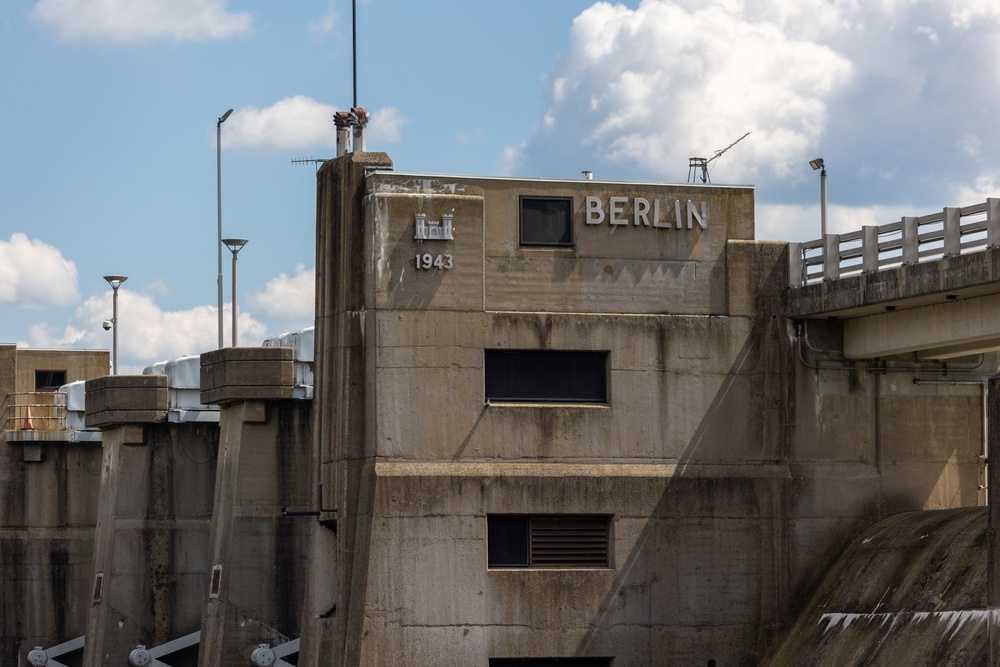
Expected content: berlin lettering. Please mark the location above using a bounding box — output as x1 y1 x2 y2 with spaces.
585 196 708 229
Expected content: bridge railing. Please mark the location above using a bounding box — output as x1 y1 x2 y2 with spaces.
788 198 1000 286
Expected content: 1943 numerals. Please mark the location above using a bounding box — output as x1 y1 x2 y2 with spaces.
416 253 453 270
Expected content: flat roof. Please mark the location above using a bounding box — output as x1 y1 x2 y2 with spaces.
366 169 754 190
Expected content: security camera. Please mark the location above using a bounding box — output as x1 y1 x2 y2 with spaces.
103 320 113 331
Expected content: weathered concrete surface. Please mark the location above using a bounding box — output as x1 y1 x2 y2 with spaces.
0 344 109 398
789 249 1000 358
82 422 216 667
298 152 994 666
360 464 789 666
200 346 295 405
302 155 797 666
85 374 168 427
785 321 987 615
764 508 988 666
789 247 1000 319
198 399 313 667
843 292 1000 359
987 375 1000 666
299 151 394 667
0 438 101 664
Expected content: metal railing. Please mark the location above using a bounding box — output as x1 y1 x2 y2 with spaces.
0 391 67 433
789 198 1000 286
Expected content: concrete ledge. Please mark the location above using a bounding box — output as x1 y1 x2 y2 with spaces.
85 375 168 428
200 347 295 405
789 247 1000 319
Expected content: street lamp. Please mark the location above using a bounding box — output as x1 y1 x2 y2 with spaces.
217 108 234 349
809 158 827 238
103 275 128 375
221 238 248 347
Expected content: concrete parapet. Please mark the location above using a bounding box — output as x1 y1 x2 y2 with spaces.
84 375 168 428
200 347 295 405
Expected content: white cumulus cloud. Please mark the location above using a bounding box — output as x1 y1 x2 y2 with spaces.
224 97 407 151
32 0 253 43
250 264 315 320
505 0 1000 217
30 289 267 373
0 234 79 309
507 0 853 183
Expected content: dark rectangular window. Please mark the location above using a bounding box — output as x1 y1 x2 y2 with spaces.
490 660 612 667
488 515 610 568
485 350 607 404
520 197 573 246
35 370 66 391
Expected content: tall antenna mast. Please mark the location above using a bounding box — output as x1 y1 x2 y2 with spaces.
687 132 751 183
333 0 369 154
352 0 358 108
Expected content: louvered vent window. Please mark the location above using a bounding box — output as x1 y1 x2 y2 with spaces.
488 515 610 568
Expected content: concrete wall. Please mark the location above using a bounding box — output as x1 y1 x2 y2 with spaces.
301 152 991 666
13 348 109 393
302 154 798 665
0 432 102 663
0 346 108 664
785 318 990 607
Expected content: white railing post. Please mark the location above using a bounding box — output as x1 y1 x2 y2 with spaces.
902 216 919 265
943 207 961 256
988 198 1000 249
862 225 879 272
823 234 841 280
788 242 803 286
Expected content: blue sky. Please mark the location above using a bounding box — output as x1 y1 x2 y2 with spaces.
3 0 1000 372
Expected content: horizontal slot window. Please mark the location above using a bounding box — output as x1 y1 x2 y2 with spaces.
488 515 610 568
485 350 607 404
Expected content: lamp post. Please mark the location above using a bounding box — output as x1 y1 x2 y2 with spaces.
221 238 248 347
809 158 827 238
217 108 234 349
103 275 128 375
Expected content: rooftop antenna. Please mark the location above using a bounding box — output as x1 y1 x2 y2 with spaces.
687 132 751 184
292 157 329 173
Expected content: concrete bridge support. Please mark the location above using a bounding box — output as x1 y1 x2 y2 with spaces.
0 432 101 665
198 347 313 667
82 375 216 666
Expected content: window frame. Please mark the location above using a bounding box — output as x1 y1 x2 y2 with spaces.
484 349 609 405
35 369 67 392
519 196 575 247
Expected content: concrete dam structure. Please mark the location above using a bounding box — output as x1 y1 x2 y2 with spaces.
3 149 1000 665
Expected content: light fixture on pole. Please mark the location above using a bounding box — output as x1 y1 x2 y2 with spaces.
809 158 827 238
103 275 128 375
221 238 248 347
216 108 234 349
